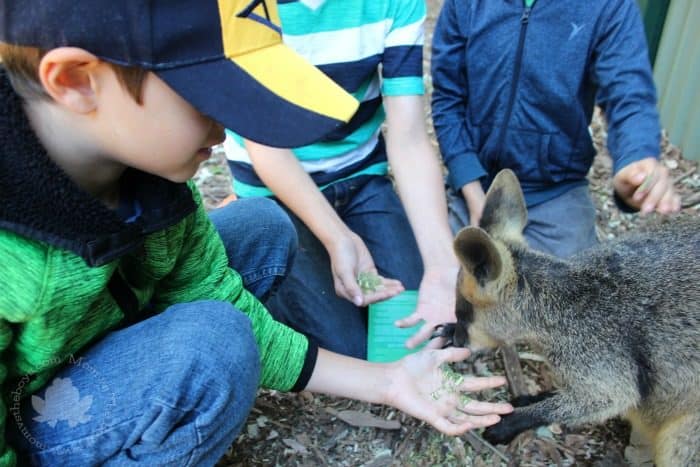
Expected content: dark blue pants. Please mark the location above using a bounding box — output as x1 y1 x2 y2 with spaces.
265 175 424 359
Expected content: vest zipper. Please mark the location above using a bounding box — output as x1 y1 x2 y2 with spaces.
495 6 532 166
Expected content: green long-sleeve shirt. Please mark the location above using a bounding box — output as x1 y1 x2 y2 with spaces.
0 67 314 465
0 187 311 465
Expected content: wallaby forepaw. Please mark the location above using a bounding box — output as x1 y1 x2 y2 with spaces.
482 416 524 445
510 391 555 408
431 322 469 347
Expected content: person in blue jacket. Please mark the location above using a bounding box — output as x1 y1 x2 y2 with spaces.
431 0 681 258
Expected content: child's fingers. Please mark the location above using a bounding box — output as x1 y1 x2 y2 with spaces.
459 399 514 416
395 311 421 328
425 335 447 349
632 170 655 200
380 277 403 289
362 284 404 305
335 272 364 306
433 414 502 435
447 410 503 427
437 346 472 364
460 375 508 392
656 190 680 213
404 322 435 349
673 193 682 211
641 172 671 214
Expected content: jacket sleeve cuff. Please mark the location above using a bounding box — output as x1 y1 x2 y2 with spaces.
446 153 487 191
290 337 319 392
612 149 658 175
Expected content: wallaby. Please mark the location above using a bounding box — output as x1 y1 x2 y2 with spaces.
446 169 700 467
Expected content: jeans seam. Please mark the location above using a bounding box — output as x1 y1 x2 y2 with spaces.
147 398 203 466
22 415 142 459
239 265 287 284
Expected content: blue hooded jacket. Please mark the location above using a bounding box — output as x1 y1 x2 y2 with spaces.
431 0 660 206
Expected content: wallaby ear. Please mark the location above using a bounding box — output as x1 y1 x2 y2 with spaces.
479 169 527 240
453 227 502 286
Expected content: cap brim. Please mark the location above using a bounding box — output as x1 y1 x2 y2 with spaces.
158 44 359 148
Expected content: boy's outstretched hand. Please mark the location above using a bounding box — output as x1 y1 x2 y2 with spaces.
613 157 681 214
383 347 513 435
306 350 513 435
394 265 459 349
306 347 513 437
326 230 404 306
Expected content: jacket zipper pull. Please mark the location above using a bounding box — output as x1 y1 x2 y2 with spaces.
521 7 531 24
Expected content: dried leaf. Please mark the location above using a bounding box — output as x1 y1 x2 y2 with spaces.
246 423 259 439
282 438 309 455
361 448 393 467
535 426 553 439
326 408 401 430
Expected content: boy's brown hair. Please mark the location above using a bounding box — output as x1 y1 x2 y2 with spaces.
0 43 146 102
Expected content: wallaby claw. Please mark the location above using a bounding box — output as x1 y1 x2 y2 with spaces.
431 322 470 348
510 391 555 408
482 414 521 445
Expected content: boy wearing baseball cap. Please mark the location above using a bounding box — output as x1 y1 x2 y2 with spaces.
0 0 512 464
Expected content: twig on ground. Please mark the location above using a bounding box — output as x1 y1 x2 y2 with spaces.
682 192 700 208
466 431 511 463
501 344 528 397
673 166 696 185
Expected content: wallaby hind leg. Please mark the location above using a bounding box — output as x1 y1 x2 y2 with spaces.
653 412 700 467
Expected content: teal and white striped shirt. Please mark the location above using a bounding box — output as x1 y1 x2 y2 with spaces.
225 0 426 197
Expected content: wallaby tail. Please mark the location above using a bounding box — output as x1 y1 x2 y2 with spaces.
654 411 700 467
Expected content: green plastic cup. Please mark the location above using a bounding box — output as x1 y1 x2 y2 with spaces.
367 290 425 362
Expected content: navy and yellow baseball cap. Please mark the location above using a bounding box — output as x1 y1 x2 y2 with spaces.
0 0 359 147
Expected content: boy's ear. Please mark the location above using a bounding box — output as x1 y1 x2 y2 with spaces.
479 169 527 240
453 226 502 286
38 47 101 114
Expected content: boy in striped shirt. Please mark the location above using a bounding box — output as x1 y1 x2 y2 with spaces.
225 0 458 358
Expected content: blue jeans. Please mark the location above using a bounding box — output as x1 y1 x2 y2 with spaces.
7 198 297 466
265 175 423 359
447 184 598 258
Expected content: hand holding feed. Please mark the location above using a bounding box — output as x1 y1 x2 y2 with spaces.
613 158 681 214
326 232 403 306
382 347 513 435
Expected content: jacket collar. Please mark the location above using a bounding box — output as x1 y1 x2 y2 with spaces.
0 67 197 267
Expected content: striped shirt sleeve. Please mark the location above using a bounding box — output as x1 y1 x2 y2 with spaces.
381 0 426 96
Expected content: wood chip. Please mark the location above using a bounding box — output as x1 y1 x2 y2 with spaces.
325 408 401 430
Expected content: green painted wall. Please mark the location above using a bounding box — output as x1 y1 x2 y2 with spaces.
653 0 700 161
637 0 670 66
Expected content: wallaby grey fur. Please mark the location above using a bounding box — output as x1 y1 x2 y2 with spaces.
450 169 700 467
